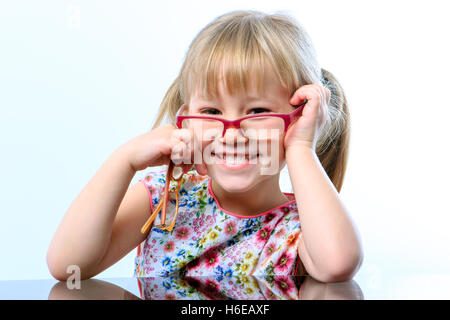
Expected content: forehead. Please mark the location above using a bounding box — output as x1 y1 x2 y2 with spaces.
189 63 289 103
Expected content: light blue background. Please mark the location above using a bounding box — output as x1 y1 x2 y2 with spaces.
1 0 449 298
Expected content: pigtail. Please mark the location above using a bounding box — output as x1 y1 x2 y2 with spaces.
151 75 184 130
316 68 350 193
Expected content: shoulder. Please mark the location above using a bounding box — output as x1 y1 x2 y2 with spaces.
278 197 299 220
139 168 167 188
269 200 301 236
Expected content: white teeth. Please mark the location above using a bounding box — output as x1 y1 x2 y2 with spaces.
224 155 247 163
213 153 259 162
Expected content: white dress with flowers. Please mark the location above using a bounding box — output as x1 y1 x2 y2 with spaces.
134 168 303 299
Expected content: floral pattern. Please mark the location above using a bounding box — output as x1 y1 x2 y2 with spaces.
134 168 303 298
137 274 303 300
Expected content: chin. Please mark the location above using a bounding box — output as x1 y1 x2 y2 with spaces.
207 165 259 193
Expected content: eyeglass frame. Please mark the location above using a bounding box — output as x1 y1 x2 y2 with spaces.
175 99 308 137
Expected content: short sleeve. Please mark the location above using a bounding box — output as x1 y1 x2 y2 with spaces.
138 168 167 217
135 168 168 268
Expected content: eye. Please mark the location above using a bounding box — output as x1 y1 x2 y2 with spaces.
199 107 272 115
249 108 272 114
199 108 221 115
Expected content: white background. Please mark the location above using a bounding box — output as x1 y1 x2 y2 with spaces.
1 0 449 298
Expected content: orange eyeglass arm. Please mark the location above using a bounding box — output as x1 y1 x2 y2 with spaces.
140 161 183 234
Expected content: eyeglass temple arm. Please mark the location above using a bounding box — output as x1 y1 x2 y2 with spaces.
159 181 182 232
284 99 308 129
140 196 164 234
140 160 176 234
160 161 176 226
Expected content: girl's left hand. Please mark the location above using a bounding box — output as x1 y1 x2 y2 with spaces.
284 84 331 152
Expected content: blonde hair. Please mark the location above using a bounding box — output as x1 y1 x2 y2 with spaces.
152 10 350 192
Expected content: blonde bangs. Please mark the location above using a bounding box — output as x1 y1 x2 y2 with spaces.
180 12 301 103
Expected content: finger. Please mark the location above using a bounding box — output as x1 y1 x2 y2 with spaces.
180 139 194 167
289 84 319 104
171 140 192 166
296 88 318 117
159 138 179 158
193 139 208 176
290 84 328 104
290 86 317 107
173 162 193 178
289 88 307 106
195 162 208 176
172 128 193 149
181 163 194 174
170 142 184 165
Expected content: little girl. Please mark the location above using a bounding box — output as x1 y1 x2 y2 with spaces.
47 10 362 286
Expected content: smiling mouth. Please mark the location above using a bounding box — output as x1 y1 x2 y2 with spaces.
211 152 260 164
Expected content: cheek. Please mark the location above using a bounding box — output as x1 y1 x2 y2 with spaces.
191 135 215 164
257 135 284 156
277 137 285 160
271 137 286 165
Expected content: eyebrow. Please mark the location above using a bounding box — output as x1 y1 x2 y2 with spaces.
194 95 275 105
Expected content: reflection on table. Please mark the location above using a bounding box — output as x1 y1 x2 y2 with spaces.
48 274 363 300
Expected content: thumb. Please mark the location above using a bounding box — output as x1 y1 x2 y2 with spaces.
181 163 194 174
195 162 208 176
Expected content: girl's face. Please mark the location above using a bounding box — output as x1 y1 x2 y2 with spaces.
186 66 295 193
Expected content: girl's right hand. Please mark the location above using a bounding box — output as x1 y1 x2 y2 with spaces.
122 125 196 173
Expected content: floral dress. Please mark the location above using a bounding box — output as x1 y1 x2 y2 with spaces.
134 168 304 299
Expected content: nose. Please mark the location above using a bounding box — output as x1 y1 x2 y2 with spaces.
219 126 248 145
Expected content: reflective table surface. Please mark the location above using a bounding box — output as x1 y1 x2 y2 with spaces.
2 272 450 300
0 275 363 300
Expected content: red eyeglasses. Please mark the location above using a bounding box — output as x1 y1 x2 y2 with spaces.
175 99 308 139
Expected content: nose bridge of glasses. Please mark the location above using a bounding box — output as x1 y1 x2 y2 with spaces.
220 118 248 141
